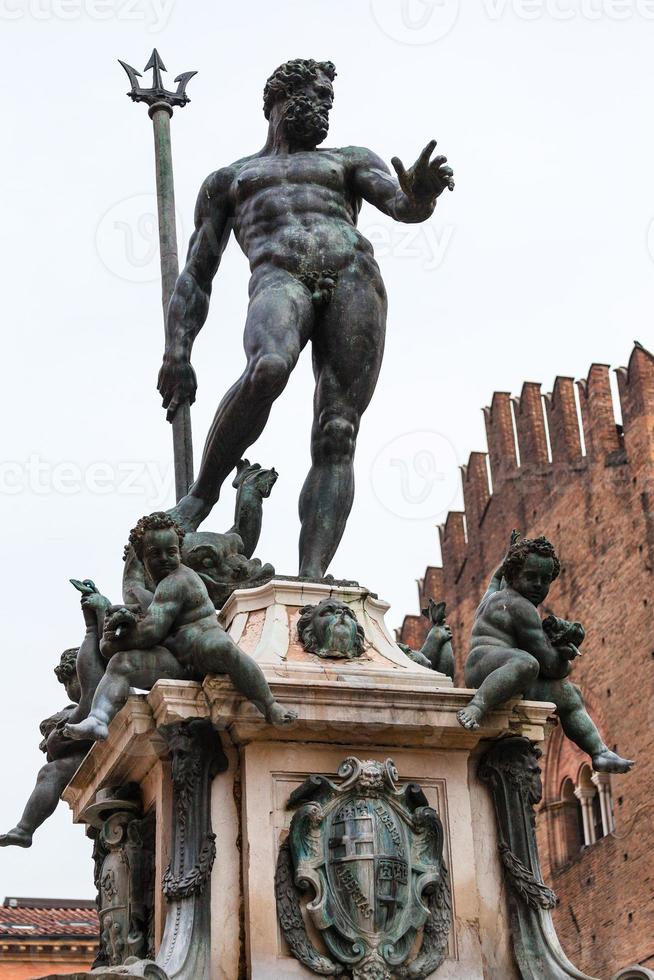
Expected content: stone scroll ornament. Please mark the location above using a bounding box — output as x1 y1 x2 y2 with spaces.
275 757 451 980
56 722 225 980
156 719 227 980
479 737 597 980
83 784 156 972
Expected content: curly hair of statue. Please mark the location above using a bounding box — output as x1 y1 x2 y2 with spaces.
501 535 561 583
263 58 337 118
127 512 186 561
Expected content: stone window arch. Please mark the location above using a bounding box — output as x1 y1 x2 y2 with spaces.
574 764 614 846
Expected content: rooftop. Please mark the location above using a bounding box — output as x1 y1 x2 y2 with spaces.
0 897 97 939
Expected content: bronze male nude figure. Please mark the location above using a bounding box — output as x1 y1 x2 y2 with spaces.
158 58 455 577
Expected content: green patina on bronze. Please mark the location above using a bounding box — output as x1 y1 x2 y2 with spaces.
63 512 297 744
275 757 451 980
397 598 455 678
297 598 366 660
157 57 455 578
458 531 633 775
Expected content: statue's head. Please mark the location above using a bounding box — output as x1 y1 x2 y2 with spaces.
128 512 185 585
501 535 560 606
263 58 336 149
297 598 365 660
54 647 81 704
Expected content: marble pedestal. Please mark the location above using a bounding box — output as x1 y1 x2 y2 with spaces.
62 580 563 980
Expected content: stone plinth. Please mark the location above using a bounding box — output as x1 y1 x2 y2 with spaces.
63 581 558 980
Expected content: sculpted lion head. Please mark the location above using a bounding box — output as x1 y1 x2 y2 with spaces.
297 598 366 660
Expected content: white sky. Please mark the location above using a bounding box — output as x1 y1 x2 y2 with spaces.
1 0 653 899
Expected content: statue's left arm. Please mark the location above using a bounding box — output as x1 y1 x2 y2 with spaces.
348 141 454 224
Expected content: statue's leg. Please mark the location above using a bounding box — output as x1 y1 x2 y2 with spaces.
0 755 81 847
195 630 297 728
457 647 540 730
173 268 314 530
298 263 387 577
65 648 186 741
528 678 634 773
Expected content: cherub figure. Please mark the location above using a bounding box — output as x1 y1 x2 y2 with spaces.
398 598 455 678
65 513 297 742
457 534 633 774
0 649 89 848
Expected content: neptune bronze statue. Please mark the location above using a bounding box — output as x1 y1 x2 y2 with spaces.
158 58 455 578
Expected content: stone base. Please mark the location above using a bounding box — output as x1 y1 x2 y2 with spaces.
60 580 586 980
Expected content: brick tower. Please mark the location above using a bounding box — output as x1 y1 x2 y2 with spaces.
399 342 654 978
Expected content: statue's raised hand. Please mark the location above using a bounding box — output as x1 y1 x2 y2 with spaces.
158 354 197 422
391 140 455 205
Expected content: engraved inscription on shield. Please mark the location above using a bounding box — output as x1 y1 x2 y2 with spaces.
327 795 409 938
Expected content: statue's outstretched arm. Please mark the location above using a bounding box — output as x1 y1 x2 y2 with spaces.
349 143 454 224
158 167 235 422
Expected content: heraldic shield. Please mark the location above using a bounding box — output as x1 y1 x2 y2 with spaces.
275 757 452 980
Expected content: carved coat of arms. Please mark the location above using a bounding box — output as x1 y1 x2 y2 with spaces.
275 757 451 980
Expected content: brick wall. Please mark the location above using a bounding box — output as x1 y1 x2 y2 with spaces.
399 342 654 977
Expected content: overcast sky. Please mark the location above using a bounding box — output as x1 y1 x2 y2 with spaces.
1 0 653 899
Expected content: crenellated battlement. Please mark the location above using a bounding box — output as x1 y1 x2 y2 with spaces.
482 391 516 480
545 376 583 464
513 381 549 468
442 343 654 578
400 341 654 645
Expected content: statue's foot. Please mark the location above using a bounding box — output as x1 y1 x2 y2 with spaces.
457 703 484 730
168 494 210 533
265 701 298 728
592 749 634 774
64 717 109 742
0 828 32 848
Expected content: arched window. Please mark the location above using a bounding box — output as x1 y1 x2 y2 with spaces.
574 765 614 845
560 777 584 862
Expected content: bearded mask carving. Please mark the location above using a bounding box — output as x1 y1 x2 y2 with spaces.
297 599 366 660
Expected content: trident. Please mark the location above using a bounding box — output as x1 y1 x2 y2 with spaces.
118 49 197 502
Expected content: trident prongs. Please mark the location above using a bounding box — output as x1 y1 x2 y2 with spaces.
118 48 197 110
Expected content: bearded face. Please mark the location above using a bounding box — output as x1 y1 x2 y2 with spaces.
279 75 333 149
282 95 330 147
297 599 366 660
